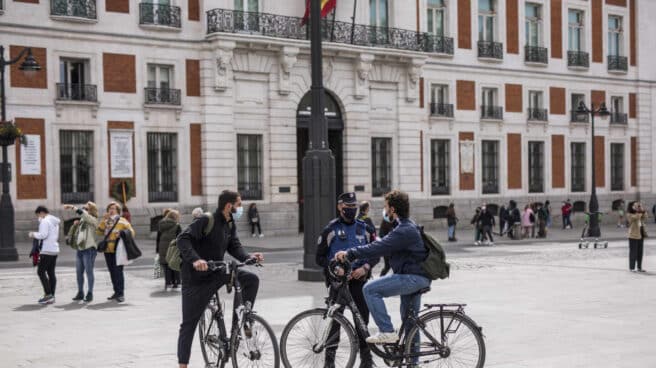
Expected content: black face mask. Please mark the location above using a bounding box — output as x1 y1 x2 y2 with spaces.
341 207 358 222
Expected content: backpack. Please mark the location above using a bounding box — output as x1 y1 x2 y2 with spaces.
529 212 536 223
419 226 450 280
166 212 215 271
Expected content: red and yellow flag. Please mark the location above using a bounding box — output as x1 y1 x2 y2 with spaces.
301 0 337 26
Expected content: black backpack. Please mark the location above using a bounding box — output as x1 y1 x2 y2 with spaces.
418 226 450 280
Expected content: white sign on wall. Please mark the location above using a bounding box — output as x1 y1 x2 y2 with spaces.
110 131 133 178
21 134 41 175
460 140 475 174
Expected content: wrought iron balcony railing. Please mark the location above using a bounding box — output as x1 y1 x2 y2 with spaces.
430 103 454 118
145 88 181 105
481 105 503 120
527 108 548 121
149 191 178 203
140 2 181 28
62 191 94 204
482 181 499 194
525 46 548 64
608 55 628 72
567 50 589 68
431 184 450 195
238 184 263 200
50 0 96 19
570 110 590 123
56 83 97 102
610 112 628 124
478 41 503 59
206 8 454 55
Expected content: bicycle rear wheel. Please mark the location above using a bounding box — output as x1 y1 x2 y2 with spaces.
198 296 227 368
232 313 280 368
404 310 485 368
280 308 358 368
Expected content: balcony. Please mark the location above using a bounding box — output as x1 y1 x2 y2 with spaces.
525 46 548 65
482 180 499 195
481 105 503 120
610 112 628 124
477 41 503 60
608 55 628 72
570 110 590 123
430 103 454 118
50 0 97 21
527 108 548 122
56 83 97 102
140 2 181 28
567 51 589 69
62 191 94 204
206 8 454 55
145 88 181 105
149 191 178 203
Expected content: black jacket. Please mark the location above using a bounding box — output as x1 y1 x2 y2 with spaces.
177 211 250 284
477 211 495 227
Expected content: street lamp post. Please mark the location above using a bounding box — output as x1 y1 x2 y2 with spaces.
298 0 336 281
576 100 610 240
0 45 41 261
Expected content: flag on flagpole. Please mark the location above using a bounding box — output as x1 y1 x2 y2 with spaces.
301 0 337 26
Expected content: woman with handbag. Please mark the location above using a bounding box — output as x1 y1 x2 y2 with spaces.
157 209 182 290
96 201 135 303
627 201 648 273
64 202 99 303
248 203 263 238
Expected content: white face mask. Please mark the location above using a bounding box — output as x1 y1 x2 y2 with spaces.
233 206 244 220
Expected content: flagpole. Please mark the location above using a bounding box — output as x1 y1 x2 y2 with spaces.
330 3 337 42
350 0 358 44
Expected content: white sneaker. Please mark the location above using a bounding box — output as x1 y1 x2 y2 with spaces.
474 241 480 246
366 332 399 344
259 234 264 238
251 234 256 238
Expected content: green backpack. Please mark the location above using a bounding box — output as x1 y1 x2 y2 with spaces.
419 227 451 280
166 212 215 272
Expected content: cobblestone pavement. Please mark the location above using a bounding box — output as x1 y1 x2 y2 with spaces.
1 239 654 367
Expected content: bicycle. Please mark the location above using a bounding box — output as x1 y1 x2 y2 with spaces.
280 261 486 367
198 258 280 368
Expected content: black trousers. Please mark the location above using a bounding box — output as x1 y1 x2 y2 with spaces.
177 269 259 365
104 252 124 296
482 225 494 242
250 222 262 235
37 254 57 296
326 278 371 361
629 238 644 270
163 263 181 286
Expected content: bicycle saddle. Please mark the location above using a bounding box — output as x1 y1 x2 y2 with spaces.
412 287 431 296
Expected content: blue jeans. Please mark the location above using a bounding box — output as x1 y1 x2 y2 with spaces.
76 248 97 293
447 225 455 239
362 273 431 333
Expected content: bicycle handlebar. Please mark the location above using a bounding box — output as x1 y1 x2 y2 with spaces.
207 257 262 272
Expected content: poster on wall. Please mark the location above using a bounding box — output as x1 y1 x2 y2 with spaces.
20 134 41 175
460 140 475 174
110 131 133 178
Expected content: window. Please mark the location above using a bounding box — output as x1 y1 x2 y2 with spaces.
571 142 586 192
372 138 392 197
147 64 172 90
482 140 499 194
147 133 178 202
234 0 258 12
568 9 584 51
525 3 542 47
430 84 452 116
237 134 263 200
571 93 588 122
60 130 94 204
481 87 501 119
478 0 496 42
431 139 450 195
140 0 180 28
528 91 546 121
427 0 446 37
611 96 623 113
234 0 259 31
59 58 93 101
528 141 544 193
482 87 497 107
370 0 388 28
608 15 623 56
610 143 624 191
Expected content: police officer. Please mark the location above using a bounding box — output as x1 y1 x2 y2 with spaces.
316 192 377 368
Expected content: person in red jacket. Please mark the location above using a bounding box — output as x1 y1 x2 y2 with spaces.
561 200 573 229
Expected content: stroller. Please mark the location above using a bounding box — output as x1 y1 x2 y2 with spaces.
578 212 608 249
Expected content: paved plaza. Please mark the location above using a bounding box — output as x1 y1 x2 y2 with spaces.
1 233 655 367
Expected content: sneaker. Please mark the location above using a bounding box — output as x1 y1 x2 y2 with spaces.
46 296 55 304
474 241 480 246
107 293 118 301
637 269 647 273
365 332 399 344
251 234 257 238
116 295 125 303
630 269 637 273
37 295 49 305
72 291 84 301
84 292 93 303
259 234 264 238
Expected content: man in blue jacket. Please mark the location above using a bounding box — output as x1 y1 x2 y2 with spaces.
335 189 430 344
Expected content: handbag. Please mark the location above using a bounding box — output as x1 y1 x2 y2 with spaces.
97 219 120 253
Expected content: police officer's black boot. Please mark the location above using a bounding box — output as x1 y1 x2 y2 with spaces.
359 348 374 368
324 348 336 368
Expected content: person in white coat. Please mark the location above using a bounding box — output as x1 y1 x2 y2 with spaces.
29 206 61 305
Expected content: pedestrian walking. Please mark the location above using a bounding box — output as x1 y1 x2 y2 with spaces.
28 206 61 305
446 203 458 242
507 200 521 239
627 201 648 273
522 205 534 239
536 203 548 238
64 202 99 303
357 201 377 236
617 200 626 228
248 203 264 238
477 205 495 245
498 205 508 237
471 207 482 245
96 201 135 303
157 209 182 290
561 200 573 229
544 200 552 228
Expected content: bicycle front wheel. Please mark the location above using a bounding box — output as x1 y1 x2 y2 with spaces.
404 310 485 368
231 313 280 368
280 308 358 368
198 296 227 368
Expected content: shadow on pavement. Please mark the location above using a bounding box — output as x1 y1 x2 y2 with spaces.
13 304 47 312
86 301 131 310
150 290 181 298
54 302 88 311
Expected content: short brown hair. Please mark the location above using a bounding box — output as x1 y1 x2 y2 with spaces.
165 209 181 222
384 189 409 218
86 201 99 218
106 201 122 213
218 190 240 211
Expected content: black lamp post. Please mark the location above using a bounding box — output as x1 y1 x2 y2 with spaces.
298 0 336 281
576 100 610 239
0 46 41 261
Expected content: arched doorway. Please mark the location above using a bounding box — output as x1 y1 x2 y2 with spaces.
296 91 344 232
